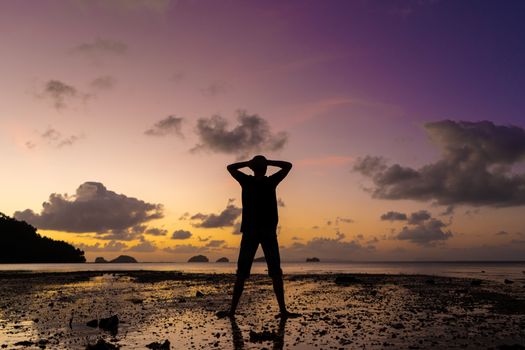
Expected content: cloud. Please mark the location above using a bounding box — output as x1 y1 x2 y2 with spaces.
191 200 241 228
76 240 127 252
14 182 163 235
192 110 288 158
407 210 431 224
354 120 525 207
171 229 192 240
40 80 85 109
336 216 354 224
126 238 157 252
164 244 207 254
201 81 229 96
144 116 183 137
396 218 453 246
71 38 128 56
145 227 168 236
197 235 211 242
380 211 408 221
205 240 225 248
90 75 116 90
41 127 83 148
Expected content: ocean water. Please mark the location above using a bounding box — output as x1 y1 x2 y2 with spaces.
1 261 524 282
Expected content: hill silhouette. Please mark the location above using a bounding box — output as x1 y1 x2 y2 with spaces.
0 212 85 263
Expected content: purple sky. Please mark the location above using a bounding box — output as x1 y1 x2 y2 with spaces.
1 0 525 261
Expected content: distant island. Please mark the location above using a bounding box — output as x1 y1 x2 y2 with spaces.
306 257 320 262
254 256 266 263
0 212 85 263
188 255 209 262
94 255 138 263
216 257 229 263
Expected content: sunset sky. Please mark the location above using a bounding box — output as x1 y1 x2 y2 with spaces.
1 0 525 262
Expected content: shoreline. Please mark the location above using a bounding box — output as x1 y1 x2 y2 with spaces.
1 271 524 349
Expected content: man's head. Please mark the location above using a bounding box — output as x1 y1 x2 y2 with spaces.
249 155 267 177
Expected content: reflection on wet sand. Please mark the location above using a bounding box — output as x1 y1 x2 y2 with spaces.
1 271 524 349
230 316 287 350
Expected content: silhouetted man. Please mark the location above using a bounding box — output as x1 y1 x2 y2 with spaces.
224 155 298 318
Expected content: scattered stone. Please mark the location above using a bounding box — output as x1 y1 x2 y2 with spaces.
146 340 170 350
253 256 266 263
99 315 119 334
391 323 405 329
216 310 230 319
425 279 435 285
216 257 229 263
335 275 360 285
196 291 205 297
504 279 514 284
86 319 98 328
471 280 482 286
85 338 119 350
498 345 525 350
14 341 33 347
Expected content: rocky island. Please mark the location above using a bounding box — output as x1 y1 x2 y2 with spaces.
306 257 320 262
188 255 209 262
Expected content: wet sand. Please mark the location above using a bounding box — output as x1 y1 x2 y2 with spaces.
0 271 524 349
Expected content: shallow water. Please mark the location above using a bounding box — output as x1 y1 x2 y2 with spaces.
1 261 524 282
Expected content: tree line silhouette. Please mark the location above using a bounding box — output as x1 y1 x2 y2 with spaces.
0 212 85 263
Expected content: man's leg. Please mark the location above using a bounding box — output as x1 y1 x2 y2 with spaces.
230 233 258 315
261 233 287 313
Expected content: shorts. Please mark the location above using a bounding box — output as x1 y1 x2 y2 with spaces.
236 231 283 279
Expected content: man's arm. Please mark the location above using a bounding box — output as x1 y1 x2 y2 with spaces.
267 159 292 184
227 160 251 183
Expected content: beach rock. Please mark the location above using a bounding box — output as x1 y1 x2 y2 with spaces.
94 257 108 263
85 338 119 350
391 322 405 329
109 255 137 263
188 255 209 262
146 340 170 350
498 345 525 350
216 310 230 319
86 319 98 328
216 257 229 263
253 256 266 263
306 257 320 262
196 291 204 297
99 315 119 334
14 341 33 347
471 279 482 286
335 275 360 285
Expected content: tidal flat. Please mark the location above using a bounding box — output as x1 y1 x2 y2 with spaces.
0 271 524 349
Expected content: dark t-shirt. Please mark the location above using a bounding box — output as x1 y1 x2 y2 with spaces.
230 170 288 234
